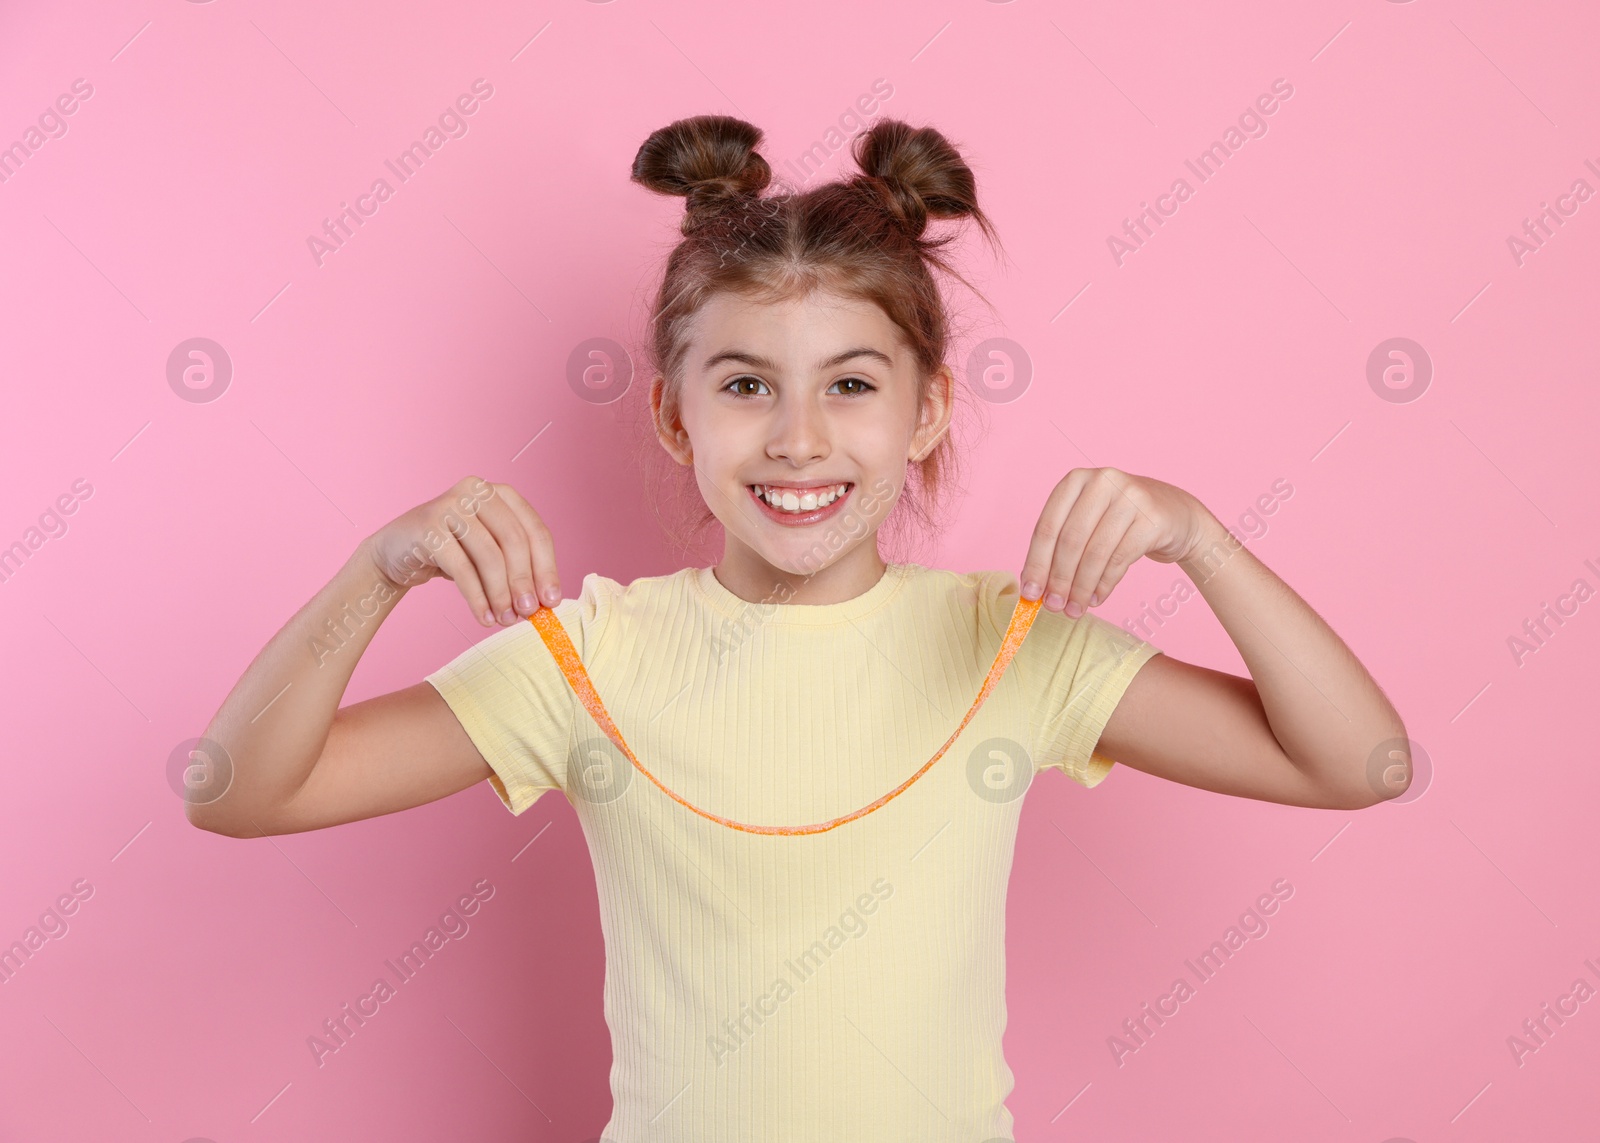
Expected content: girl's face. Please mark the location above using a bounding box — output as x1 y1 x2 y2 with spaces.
655 287 952 581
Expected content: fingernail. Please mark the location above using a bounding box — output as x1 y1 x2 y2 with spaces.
1064 600 1084 618
499 608 516 625
480 608 495 626
517 593 537 614
1021 580 1042 600
1089 593 1100 606
1044 592 1065 611
544 584 562 605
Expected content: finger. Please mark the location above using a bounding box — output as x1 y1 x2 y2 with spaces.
1087 522 1152 608
1020 470 1090 600
445 504 514 626
1082 474 1157 606
1051 493 1135 614
473 492 536 623
431 531 495 626
1040 474 1117 611
494 484 562 610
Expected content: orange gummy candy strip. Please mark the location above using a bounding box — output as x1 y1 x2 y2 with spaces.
528 591 1042 836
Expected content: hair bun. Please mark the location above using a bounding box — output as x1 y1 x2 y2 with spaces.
852 119 982 239
631 115 773 230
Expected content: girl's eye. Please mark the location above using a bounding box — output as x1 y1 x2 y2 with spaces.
721 375 877 397
724 375 770 397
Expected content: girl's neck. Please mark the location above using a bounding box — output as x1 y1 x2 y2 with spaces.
713 538 889 606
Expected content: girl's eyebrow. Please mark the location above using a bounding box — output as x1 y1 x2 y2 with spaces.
701 346 894 373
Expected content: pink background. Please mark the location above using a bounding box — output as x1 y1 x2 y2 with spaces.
2 0 1597 1139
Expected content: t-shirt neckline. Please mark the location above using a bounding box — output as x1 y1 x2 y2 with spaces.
691 561 915 625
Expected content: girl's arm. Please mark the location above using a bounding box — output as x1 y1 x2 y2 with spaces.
1021 468 1408 810
187 477 563 837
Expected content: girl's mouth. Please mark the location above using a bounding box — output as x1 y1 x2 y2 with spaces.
747 482 854 526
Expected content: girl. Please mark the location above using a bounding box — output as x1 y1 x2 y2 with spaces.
191 115 1408 1142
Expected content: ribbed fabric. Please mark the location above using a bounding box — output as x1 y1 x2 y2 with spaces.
425 562 1161 1142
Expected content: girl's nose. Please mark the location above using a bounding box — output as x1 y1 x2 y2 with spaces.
766 401 829 464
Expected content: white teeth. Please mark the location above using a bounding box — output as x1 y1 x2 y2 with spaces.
752 483 849 513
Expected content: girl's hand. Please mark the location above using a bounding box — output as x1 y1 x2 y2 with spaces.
1019 467 1216 616
364 476 562 627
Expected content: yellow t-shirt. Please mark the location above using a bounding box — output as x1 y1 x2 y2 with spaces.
425 561 1161 1142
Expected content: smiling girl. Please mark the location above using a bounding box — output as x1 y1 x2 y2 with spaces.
191 115 1407 1142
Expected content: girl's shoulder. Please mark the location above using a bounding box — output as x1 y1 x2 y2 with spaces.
560 565 698 606
902 564 1147 660
892 562 1020 611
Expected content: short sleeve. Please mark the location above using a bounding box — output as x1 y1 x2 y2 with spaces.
980 572 1161 789
424 576 609 815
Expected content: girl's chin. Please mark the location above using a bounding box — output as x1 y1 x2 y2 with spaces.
728 534 859 579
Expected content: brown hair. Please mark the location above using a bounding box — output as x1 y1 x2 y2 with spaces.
626 113 1002 564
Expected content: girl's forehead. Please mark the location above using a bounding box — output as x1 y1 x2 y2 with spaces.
688 290 901 354
703 286 880 320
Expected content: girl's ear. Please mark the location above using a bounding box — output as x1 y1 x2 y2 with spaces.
651 375 694 465
908 364 955 463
